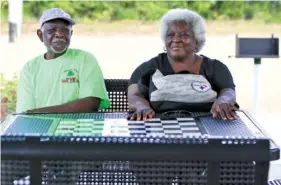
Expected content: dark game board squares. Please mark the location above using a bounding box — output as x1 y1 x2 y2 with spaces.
147 130 164 134
164 132 183 135
128 123 145 126
144 120 163 124
161 123 180 126
129 128 146 131
145 125 163 129
163 127 181 130
182 130 201 133
126 118 200 137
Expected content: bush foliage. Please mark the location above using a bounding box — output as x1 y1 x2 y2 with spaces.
1 1 281 23
0 74 18 112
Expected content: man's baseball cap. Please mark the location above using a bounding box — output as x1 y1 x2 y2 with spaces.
39 8 76 28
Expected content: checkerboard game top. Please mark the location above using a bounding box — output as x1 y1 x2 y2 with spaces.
0 111 269 139
1 111 280 160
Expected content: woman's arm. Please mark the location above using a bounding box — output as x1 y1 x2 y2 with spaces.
210 60 238 120
127 84 155 120
216 88 236 105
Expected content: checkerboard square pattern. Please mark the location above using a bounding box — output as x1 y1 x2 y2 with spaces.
55 119 104 136
128 118 201 137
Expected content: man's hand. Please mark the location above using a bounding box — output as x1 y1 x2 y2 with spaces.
1 97 8 122
128 106 155 121
211 101 237 120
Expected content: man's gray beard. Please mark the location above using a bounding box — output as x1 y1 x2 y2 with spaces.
47 45 68 54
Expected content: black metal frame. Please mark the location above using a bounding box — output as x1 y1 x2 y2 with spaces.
243 111 280 160
1 79 280 185
1 135 271 185
101 79 129 112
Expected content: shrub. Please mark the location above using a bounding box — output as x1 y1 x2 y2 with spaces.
0 73 18 112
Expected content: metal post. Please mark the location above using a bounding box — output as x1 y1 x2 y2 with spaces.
30 160 42 185
253 58 261 116
8 0 23 43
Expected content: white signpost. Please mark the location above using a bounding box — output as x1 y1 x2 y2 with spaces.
253 58 261 115
8 0 23 43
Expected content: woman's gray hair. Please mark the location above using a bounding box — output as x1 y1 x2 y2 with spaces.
160 8 206 52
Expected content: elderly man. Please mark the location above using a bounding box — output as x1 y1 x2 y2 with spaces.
2 8 110 185
16 8 110 113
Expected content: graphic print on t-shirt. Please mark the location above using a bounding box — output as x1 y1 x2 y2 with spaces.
150 69 217 103
61 68 79 84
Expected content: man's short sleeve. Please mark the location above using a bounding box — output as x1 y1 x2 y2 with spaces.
79 53 110 109
16 64 36 113
212 60 236 91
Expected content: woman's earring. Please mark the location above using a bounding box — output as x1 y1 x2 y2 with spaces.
163 46 167 51
194 46 198 53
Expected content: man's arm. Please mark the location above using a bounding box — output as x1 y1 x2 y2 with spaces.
16 65 36 113
26 97 100 113
78 53 110 109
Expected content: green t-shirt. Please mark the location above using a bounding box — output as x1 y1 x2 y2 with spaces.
16 48 110 113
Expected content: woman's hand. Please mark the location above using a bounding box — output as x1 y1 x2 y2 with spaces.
128 105 155 121
211 100 237 120
211 88 238 120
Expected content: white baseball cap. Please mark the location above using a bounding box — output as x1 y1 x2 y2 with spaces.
39 8 76 28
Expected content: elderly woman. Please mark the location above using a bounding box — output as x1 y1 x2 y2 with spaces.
128 8 238 121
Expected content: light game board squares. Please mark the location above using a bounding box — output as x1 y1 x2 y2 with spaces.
176 118 195 121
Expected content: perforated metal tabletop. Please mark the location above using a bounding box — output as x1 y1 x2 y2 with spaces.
1 110 279 160
1 110 279 185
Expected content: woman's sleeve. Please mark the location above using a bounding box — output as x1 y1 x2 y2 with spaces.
129 62 154 98
129 65 143 85
212 61 236 91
